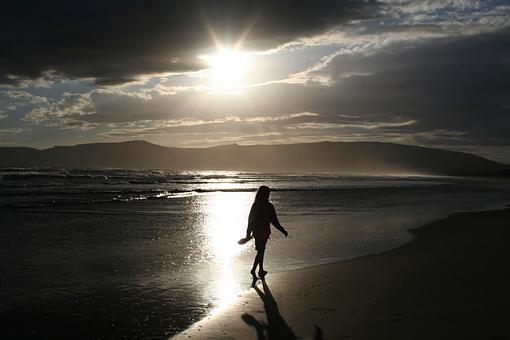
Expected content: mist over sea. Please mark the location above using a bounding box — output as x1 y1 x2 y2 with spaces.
1 168 510 338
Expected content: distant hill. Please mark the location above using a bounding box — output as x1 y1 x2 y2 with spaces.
0 140 509 176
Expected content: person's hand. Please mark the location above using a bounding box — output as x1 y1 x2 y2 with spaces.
283 230 288 237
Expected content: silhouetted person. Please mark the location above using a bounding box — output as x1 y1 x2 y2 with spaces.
246 186 288 278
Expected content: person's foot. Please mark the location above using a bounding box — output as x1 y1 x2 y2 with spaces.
250 269 257 279
258 270 268 278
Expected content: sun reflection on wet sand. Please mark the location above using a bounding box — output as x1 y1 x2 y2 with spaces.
202 192 253 309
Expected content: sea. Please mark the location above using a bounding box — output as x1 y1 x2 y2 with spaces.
1 167 510 339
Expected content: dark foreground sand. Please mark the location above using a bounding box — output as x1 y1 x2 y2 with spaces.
173 207 510 339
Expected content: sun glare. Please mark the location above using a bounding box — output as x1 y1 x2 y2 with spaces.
202 192 252 308
201 48 249 86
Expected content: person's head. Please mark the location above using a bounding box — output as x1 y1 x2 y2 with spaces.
254 185 270 202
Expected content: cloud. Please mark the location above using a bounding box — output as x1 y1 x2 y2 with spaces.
3 90 49 105
97 113 320 138
0 70 68 89
86 26 510 150
22 92 96 130
285 120 417 130
23 24 508 148
0 128 29 134
0 0 379 86
313 28 510 147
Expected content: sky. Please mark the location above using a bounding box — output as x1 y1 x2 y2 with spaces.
1 0 509 163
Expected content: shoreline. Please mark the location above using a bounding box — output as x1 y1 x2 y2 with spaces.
269 201 510 277
172 206 510 339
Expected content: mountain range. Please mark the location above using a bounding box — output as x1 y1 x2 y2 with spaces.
0 140 508 176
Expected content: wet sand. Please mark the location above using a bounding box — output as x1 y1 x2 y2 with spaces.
172 207 510 339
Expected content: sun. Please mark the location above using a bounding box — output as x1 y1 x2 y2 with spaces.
201 48 249 86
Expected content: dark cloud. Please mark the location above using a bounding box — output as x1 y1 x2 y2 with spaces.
0 0 379 85
321 29 510 146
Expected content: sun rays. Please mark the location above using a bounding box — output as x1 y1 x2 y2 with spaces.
196 6 262 91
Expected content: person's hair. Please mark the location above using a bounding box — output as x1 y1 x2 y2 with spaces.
254 185 270 202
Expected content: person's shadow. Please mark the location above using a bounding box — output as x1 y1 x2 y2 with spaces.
242 278 323 340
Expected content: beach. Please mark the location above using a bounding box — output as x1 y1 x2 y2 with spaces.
173 207 510 339
2 170 510 338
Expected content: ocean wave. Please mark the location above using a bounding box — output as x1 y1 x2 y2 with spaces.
0 184 461 209
0 166 466 209
0 170 261 186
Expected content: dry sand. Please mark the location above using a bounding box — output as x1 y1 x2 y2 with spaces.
172 207 510 339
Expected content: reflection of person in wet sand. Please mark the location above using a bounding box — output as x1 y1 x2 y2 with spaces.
246 186 288 279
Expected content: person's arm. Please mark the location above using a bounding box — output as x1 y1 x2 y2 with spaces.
269 203 288 237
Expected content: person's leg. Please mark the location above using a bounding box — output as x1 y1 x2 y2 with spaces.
258 239 268 277
258 249 265 272
251 239 262 276
251 252 260 275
